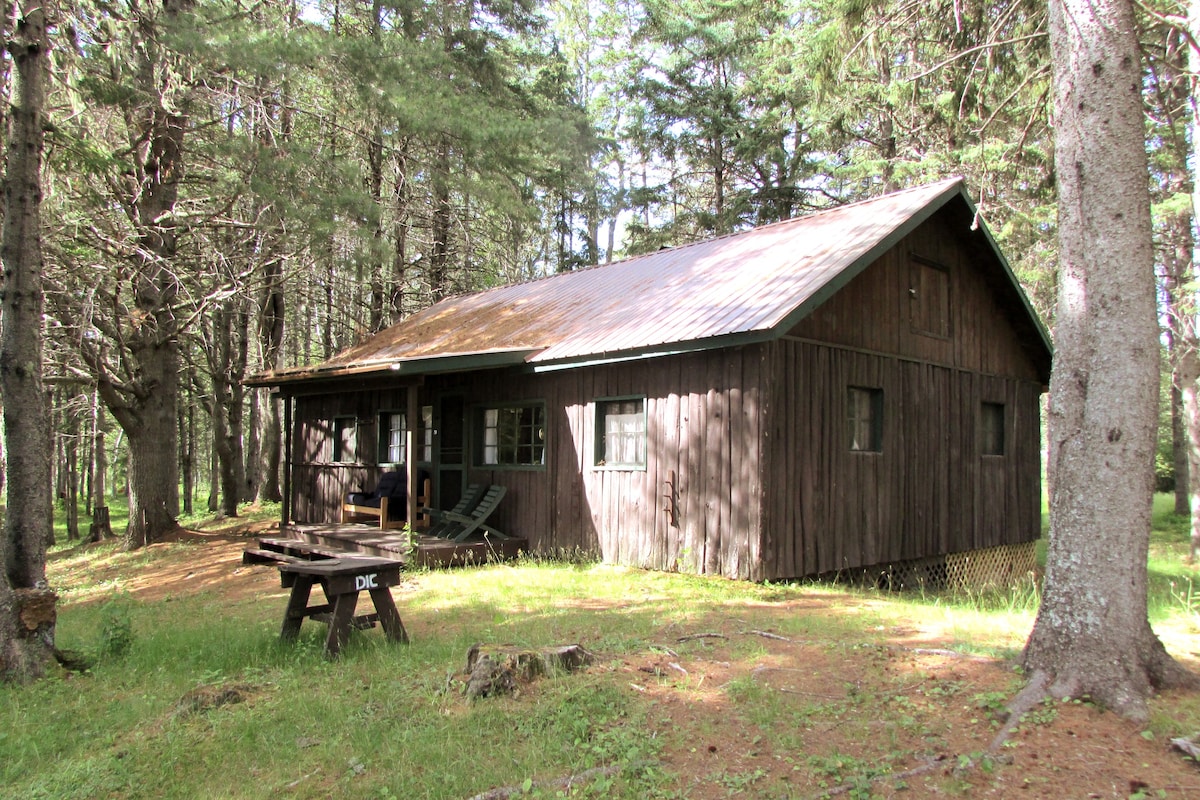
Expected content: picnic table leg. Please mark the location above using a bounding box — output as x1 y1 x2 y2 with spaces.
368 587 409 644
325 589 359 657
280 575 316 642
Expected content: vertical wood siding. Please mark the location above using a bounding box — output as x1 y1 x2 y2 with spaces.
759 339 1042 579
288 348 769 580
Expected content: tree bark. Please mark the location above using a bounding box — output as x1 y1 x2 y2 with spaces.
255 252 285 503
1023 0 1197 720
0 4 55 682
207 301 248 518
430 137 453 301
64 403 79 542
89 393 111 541
1172 384 1189 512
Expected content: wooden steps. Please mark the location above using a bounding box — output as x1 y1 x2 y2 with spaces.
242 536 349 566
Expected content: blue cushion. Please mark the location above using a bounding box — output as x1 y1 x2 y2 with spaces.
374 471 406 498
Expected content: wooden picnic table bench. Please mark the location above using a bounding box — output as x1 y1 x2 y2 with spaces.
276 556 409 657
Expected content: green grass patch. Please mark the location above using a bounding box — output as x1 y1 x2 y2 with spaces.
6 493 1200 798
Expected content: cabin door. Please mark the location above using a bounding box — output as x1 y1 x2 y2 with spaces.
433 394 466 510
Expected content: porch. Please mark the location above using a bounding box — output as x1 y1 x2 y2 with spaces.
244 522 528 569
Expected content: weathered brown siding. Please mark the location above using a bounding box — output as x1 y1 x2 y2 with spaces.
288 347 770 580
789 212 1046 384
756 212 1045 580
759 339 1041 579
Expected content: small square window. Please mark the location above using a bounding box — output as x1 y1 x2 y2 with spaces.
847 387 883 452
595 398 647 468
480 404 546 467
981 402 1005 456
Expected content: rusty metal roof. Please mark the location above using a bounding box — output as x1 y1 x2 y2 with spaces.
254 178 1049 386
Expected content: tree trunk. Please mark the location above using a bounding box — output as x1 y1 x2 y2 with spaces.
89 394 111 542
430 137 452 301
1022 0 1197 720
209 303 242 518
0 4 55 682
255 252 284 503
207 438 219 514
53 397 64 508
1173 385 1190 513
1181 357 1200 562
65 405 79 542
178 389 192 516
245 389 261 502
125 407 180 548
98 0 195 549
389 142 411 321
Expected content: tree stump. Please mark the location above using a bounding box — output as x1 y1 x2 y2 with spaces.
464 643 594 700
89 505 112 542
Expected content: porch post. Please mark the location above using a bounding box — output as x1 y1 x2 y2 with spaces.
407 383 418 526
282 393 293 527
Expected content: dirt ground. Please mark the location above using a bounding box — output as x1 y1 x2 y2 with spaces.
51 529 1200 799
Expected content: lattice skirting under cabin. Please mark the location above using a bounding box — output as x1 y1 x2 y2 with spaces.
863 541 1039 591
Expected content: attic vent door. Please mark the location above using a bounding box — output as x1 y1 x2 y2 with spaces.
909 258 950 339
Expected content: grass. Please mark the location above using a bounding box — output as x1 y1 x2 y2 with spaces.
4 494 1200 798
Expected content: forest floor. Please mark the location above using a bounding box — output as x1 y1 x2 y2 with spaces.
26 518 1200 799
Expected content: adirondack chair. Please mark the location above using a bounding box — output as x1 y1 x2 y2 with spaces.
424 484 509 542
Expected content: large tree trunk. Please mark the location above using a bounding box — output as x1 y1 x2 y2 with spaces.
208 301 248 518
100 0 196 549
1022 0 1197 720
255 254 285 504
123 383 181 547
0 4 55 682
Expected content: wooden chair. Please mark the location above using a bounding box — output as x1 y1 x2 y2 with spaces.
424 485 509 542
342 472 431 531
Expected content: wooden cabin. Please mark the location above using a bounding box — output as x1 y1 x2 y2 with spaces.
250 179 1052 582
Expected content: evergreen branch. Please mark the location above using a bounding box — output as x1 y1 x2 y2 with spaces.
906 32 1048 83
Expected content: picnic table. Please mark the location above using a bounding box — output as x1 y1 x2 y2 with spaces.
277 557 409 657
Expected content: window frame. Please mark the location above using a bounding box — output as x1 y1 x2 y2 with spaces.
377 407 434 466
332 415 358 463
593 396 648 471
847 386 884 453
980 401 1006 457
475 401 548 470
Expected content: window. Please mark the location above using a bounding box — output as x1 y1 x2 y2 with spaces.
480 404 546 467
981 402 1005 456
333 416 357 462
847 387 883 452
595 398 647 468
378 406 433 464
909 257 950 338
